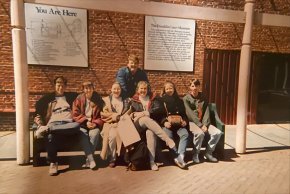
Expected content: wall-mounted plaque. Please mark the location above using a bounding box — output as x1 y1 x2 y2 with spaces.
145 16 196 71
25 3 88 67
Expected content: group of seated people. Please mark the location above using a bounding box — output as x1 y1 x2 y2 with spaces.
33 54 222 176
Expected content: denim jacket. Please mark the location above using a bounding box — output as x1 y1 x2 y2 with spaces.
116 67 149 98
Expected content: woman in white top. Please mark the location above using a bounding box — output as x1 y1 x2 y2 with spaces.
101 82 130 167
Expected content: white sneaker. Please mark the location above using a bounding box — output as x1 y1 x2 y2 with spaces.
174 155 186 169
82 158 90 168
204 152 218 162
192 154 200 164
86 155 96 169
49 162 58 176
35 125 49 139
89 160 96 169
150 162 159 171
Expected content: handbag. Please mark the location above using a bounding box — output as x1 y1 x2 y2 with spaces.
164 103 182 127
167 115 182 126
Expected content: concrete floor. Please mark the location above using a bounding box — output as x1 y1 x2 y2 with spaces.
0 124 289 194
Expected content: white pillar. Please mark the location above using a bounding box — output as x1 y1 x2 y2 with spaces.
236 0 255 154
11 0 30 164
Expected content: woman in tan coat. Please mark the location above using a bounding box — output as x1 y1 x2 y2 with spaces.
100 82 130 167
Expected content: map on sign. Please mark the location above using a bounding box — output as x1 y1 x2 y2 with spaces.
25 3 88 67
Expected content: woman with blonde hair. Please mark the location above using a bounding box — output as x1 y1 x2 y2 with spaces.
160 81 189 165
129 81 186 170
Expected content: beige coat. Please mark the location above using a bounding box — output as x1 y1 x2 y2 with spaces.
100 95 130 160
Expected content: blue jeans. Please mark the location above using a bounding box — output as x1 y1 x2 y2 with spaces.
46 121 80 163
163 127 189 157
189 122 222 154
80 127 100 157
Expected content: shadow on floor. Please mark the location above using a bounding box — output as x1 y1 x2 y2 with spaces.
247 129 289 147
246 146 290 154
31 155 111 169
0 158 16 161
154 148 240 169
222 149 239 162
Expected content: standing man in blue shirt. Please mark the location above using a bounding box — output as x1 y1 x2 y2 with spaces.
116 54 150 98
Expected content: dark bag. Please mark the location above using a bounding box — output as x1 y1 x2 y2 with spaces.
124 141 150 171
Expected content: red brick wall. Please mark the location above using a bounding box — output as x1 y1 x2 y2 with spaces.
0 0 13 114
0 113 15 131
164 0 290 15
0 112 34 131
1 0 290 130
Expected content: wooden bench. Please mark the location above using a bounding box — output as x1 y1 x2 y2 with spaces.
32 103 224 166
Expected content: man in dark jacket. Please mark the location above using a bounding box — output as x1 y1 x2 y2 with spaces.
116 54 150 98
34 76 80 176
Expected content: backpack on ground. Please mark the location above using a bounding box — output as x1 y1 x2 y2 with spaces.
124 140 150 171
